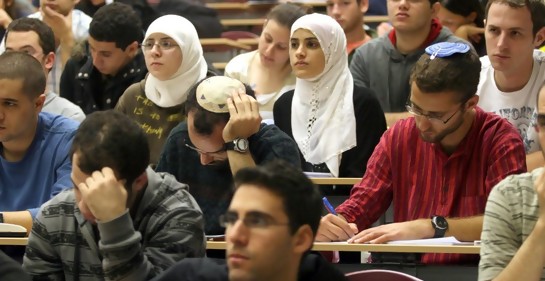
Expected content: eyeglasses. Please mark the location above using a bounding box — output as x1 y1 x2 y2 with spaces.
219 212 290 229
140 40 178 51
405 102 462 125
184 139 226 157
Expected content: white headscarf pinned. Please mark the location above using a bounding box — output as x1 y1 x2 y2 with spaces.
144 15 208 108
291 13 356 177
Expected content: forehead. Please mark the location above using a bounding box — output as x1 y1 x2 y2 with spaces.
410 82 460 111
5 31 41 49
263 20 290 39
0 78 25 98
230 184 286 218
145 32 174 41
291 28 316 39
486 2 533 28
88 36 122 51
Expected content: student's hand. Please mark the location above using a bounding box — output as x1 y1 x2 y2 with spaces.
348 219 433 244
77 167 128 222
41 6 72 40
454 24 485 43
377 22 393 37
0 9 13 29
222 88 262 142
316 214 358 242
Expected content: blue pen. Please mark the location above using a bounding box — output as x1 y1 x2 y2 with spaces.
322 197 337 215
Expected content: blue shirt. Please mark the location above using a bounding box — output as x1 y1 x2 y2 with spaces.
0 112 79 218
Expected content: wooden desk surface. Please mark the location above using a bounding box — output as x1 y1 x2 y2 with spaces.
207 241 480 254
0 237 28 246
200 38 252 50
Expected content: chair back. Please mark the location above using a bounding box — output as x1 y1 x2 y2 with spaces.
346 269 423 281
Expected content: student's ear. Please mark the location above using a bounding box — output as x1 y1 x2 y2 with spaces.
132 172 148 193
533 26 545 48
127 41 140 57
430 2 441 18
465 95 479 110
35 93 45 111
292 224 314 255
466 12 477 24
44 52 55 73
360 0 369 14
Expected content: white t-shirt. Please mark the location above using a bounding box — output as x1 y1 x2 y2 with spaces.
225 50 295 122
477 50 545 154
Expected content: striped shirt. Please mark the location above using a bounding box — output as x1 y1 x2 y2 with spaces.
479 168 545 281
336 107 526 264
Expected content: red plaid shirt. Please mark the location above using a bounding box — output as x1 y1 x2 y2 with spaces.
336 107 526 264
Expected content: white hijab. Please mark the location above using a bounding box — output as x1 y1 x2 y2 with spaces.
291 13 356 177
144 15 208 107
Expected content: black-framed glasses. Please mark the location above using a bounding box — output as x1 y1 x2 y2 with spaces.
405 102 462 125
184 139 226 156
219 211 290 229
140 40 178 51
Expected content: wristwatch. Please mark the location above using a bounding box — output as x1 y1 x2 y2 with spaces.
431 215 448 238
0 212 4 223
225 138 249 153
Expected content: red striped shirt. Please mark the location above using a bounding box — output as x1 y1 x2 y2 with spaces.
336 107 526 264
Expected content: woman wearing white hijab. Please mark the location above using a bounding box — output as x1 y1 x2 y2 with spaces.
274 13 386 181
116 15 213 165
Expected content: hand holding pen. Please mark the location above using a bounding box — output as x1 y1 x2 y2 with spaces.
316 197 359 242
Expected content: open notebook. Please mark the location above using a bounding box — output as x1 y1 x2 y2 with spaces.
0 223 27 237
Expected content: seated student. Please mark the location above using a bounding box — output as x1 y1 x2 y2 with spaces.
116 14 214 165
156 76 301 235
274 13 386 179
23 110 206 280
61 3 147 114
317 42 526 264
5 18 85 122
0 0 35 39
224 3 309 122
0 52 78 231
0 250 30 281
152 160 348 281
0 0 93 94
438 0 486 56
327 0 377 63
479 86 545 281
477 0 545 172
350 0 467 127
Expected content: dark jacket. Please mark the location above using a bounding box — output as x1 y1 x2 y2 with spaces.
151 252 348 281
60 47 148 114
0 250 31 281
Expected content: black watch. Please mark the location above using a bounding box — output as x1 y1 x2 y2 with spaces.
431 215 448 238
0 212 4 223
225 138 249 153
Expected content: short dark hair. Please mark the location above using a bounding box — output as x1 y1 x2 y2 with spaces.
410 49 481 102
234 160 322 238
0 52 46 98
485 0 545 36
185 79 256 136
70 110 150 188
6 18 55 55
266 3 312 28
89 2 143 50
440 0 485 28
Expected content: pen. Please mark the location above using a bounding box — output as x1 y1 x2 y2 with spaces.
322 197 337 215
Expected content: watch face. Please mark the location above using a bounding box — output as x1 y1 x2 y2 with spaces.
433 216 448 229
235 138 249 151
